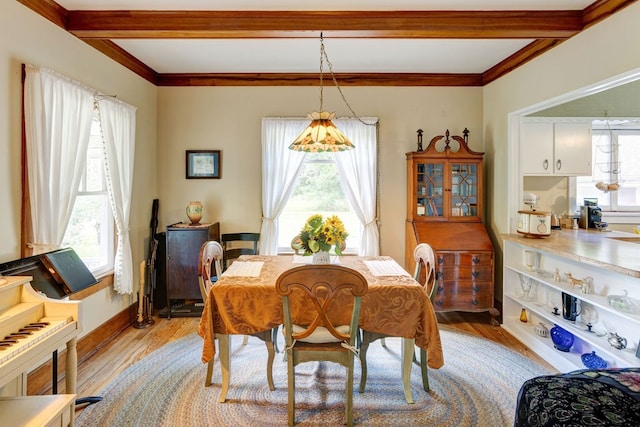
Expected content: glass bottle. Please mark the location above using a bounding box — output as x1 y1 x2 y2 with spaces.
520 308 528 323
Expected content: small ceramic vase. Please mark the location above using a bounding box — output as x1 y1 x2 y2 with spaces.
186 201 203 225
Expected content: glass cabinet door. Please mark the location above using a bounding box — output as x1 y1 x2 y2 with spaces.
416 162 444 217
450 162 479 217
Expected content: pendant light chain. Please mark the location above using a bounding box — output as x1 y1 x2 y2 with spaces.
320 35 375 127
319 34 325 112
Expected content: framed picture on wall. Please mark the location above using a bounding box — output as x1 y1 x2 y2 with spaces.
186 150 221 179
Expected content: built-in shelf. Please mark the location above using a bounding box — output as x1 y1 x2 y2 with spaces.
502 235 640 371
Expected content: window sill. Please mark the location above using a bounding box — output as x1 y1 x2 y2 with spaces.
601 212 640 225
69 274 113 300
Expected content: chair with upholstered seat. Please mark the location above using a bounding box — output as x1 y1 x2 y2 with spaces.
359 243 437 401
221 232 260 271
198 240 275 392
276 264 368 427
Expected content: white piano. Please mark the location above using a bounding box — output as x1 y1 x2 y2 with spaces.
0 275 80 396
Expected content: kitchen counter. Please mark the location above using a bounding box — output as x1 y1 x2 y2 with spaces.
502 229 640 278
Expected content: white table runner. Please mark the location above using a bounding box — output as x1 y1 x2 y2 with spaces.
292 255 341 264
364 260 411 277
221 261 264 277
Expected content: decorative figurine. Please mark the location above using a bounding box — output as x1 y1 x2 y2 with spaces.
553 268 561 282
565 273 593 294
416 129 423 151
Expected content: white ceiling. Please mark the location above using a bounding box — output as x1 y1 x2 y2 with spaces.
50 0 597 76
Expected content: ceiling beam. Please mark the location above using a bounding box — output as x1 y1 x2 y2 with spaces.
82 40 158 84
156 72 483 87
16 0 639 86
583 0 638 28
65 10 583 39
16 0 67 28
482 39 566 85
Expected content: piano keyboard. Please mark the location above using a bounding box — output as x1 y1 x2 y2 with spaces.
0 316 73 365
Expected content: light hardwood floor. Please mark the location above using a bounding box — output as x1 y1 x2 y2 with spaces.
72 310 555 407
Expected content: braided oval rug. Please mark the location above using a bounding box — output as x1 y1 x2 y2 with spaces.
75 326 550 426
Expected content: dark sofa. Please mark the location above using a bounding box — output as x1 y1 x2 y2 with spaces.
514 368 640 426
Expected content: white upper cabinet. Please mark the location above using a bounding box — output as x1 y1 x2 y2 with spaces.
521 120 592 176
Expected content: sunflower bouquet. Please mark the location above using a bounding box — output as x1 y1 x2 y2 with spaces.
298 214 348 255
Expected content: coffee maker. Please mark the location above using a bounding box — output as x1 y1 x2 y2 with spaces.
579 200 607 230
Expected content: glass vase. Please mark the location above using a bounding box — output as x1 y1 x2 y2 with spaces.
550 324 574 352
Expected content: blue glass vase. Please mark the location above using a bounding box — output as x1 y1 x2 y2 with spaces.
550 324 574 352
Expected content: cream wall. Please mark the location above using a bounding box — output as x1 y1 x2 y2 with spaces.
483 2 640 297
3 0 640 334
157 86 483 263
0 2 158 337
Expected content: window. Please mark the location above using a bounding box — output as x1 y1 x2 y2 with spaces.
277 152 360 254
62 113 114 276
262 116 378 256
576 121 640 212
23 65 137 293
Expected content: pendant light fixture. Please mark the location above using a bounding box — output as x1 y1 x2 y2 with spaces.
289 33 358 152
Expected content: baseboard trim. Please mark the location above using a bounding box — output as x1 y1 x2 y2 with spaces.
27 303 138 395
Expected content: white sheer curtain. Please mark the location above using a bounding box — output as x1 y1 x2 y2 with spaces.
260 116 379 255
96 97 137 294
334 118 380 256
23 66 95 255
259 118 308 255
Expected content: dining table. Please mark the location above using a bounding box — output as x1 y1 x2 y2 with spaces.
197 254 444 403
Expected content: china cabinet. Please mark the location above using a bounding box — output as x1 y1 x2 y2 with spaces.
406 129 498 323
520 120 592 176
502 234 640 372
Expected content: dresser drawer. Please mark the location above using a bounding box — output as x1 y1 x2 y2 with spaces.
457 252 492 266
436 251 492 266
432 291 494 311
434 280 494 296
437 266 492 281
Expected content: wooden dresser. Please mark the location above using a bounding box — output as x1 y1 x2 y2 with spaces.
161 222 220 318
405 129 499 324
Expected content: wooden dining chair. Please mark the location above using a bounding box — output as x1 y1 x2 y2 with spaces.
221 232 260 271
276 264 368 427
198 240 224 386
198 240 275 392
359 243 437 401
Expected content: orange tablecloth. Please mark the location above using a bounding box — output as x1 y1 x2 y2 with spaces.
198 255 444 369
